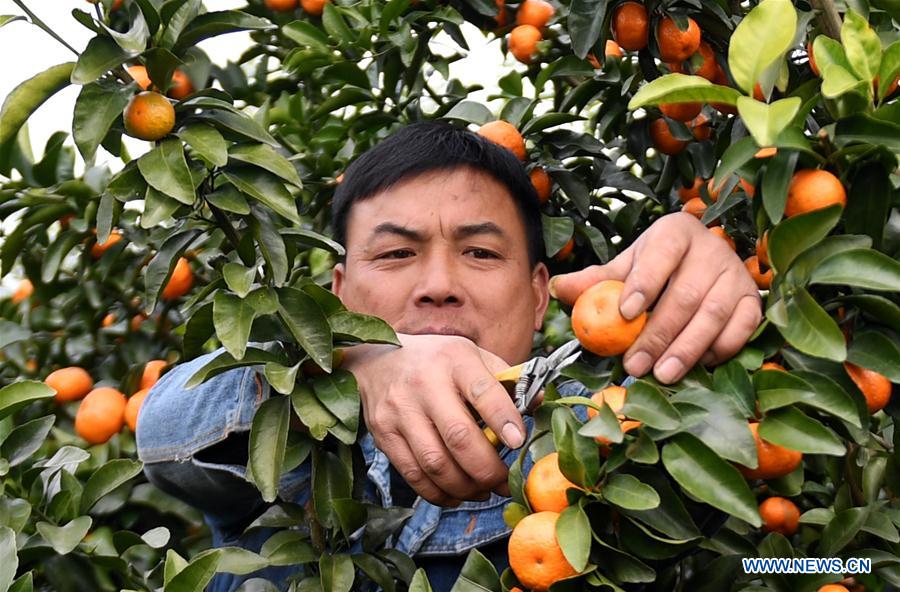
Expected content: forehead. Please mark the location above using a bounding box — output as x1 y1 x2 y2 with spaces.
343 167 528 242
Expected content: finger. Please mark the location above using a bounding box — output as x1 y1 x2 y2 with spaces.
700 293 763 366
617 213 697 320
647 273 748 383
548 247 635 305
400 409 492 501
375 429 461 507
623 245 727 378
454 352 529 450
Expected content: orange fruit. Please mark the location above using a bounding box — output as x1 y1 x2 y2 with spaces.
101 313 116 328
127 65 152 90
508 512 578 591
745 256 773 289
75 387 127 445
873 75 899 97
649 118 687 155
161 257 195 301
130 313 148 332
736 422 802 480
756 231 769 267
844 362 892 414
753 82 765 101
682 197 706 219
692 41 717 80
784 169 847 218
508 24 542 64
24 359 38 374
660 101 703 122
494 0 508 27
11 279 33 304
45 367 94 403
90 230 124 258
168 70 194 101
706 178 723 202
759 497 801 536
761 362 786 371
477 120 527 160
755 146 778 158
140 359 168 391
587 40 623 68
530 167 552 204
525 452 580 512
612 2 648 51
571 280 647 357
808 41 819 76
690 113 711 141
708 226 736 251
739 177 755 197
125 388 149 432
657 17 701 63
818 586 850 592
554 238 575 261
300 0 329 14
515 0 554 28
123 91 175 141
677 177 702 203
587 385 642 445
300 349 346 376
266 0 297 10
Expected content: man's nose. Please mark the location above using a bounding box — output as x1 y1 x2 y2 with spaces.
414 252 463 306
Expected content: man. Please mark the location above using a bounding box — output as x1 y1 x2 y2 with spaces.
137 122 762 590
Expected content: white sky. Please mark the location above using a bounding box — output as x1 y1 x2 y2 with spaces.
0 0 511 167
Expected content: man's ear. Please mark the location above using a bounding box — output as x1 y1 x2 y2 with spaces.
531 262 551 331
332 262 346 298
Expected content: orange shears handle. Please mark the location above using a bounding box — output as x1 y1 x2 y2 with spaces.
482 363 526 447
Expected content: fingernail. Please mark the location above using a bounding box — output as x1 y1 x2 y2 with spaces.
656 357 684 384
501 422 524 449
625 351 652 376
548 277 558 299
620 292 645 320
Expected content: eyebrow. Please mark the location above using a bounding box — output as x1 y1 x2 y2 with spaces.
369 222 508 241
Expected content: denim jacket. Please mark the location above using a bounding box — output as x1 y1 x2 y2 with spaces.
136 348 630 591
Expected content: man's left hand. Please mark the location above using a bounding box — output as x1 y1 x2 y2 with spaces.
550 213 762 384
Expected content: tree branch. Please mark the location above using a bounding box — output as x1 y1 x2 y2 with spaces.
809 0 842 40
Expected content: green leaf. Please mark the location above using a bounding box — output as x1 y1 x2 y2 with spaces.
736 97 801 149
312 370 359 437
0 15 25 28
249 214 288 286
0 321 29 350
164 550 221 592
264 362 300 396
328 311 399 345
0 381 55 421
783 235 872 287
453 548 500 590
185 348 286 389
577 401 624 443
41 230 81 283
713 137 759 189
281 228 346 255
277 288 333 371
80 459 143 513
138 139 196 205
159 0 202 50
196 110 277 146
557 504 591 572
1 415 54 467
603 474 660 511
819 507 869 556
223 168 300 224
72 80 131 162
0 63 74 146
568 0 607 58
247 396 290 503
174 10 274 52
841 10 882 82
844 162 891 250
847 331 900 382
662 433 761 526
213 292 257 360
222 262 256 298
178 124 228 167
142 187 182 229
71 36 133 85
727 0 797 94
291 383 337 440
761 149 798 223
876 41 900 101
283 20 330 51
621 381 681 430
521 113 585 136
542 215 575 258
821 64 867 99
809 248 900 291
552 407 600 488
712 360 756 418
812 36 853 75
763 370 861 428
144 230 201 311
206 184 250 214
36 516 92 555
834 112 900 151
216 547 270 575
759 407 845 455
669 388 757 466
442 101 493 126
772 288 846 361
230 144 302 188
141 526 171 548
320 554 354 592
261 530 317 566
0 527 16 592
629 75 741 110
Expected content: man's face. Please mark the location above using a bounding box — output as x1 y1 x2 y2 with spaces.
332 167 550 365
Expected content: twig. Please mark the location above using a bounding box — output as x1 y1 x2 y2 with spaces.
12 0 80 56
809 0 842 40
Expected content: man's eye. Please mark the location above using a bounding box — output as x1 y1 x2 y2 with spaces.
380 250 414 259
467 248 499 259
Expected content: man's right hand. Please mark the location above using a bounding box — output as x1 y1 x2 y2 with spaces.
341 333 527 507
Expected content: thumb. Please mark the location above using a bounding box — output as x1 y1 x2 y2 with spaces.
548 247 635 305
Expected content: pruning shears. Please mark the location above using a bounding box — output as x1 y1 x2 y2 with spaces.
482 339 582 447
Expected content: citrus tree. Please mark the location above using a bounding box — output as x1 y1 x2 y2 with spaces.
0 0 898 590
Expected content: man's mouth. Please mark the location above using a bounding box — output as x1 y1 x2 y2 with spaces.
405 326 474 340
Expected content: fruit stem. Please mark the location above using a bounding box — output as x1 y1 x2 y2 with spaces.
12 0 80 56
809 0 842 40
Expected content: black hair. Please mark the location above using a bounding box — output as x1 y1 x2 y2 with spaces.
331 121 545 268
